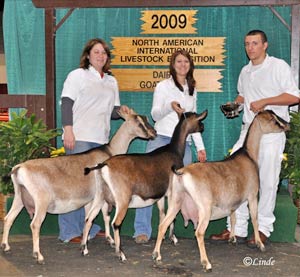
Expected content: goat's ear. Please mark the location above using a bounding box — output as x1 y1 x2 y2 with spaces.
117 109 125 119
198 109 208 121
175 110 183 120
269 110 290 131
119 108 137 120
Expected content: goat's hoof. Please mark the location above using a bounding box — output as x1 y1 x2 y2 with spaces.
152 251 158 260
1 243 10 252
1 243 11 254
118 252 127 263
80 244 89 255
2 249 11 255
32 252 38 260
228 237 237 245
106 238 115 248
37 259 45 265
33 252 45 265
205 268 212 273
202 260 212 272
258 244 266 252
81 248 89 256
170 235 178 245
152 251 162 263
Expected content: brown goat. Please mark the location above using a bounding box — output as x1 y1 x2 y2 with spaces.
83 110 208 261
152 110 290 272
1 110 156 264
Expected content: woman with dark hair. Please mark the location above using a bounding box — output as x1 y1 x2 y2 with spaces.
133 49 206 244
59 38 130 243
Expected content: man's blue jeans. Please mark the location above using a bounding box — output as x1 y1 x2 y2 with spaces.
133 135 192 239
58 141 101 242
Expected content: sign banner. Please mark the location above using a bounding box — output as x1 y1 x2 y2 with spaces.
111 37 226 66
112 68 223 92
110 9 226 92
141 10 198 34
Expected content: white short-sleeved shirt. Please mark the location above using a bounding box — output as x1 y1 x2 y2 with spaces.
238 55 299 124
151 77 205 151
61 66 120 144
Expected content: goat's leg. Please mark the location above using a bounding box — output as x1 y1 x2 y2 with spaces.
30 208 47 264
168 221 177 245
157 198 165 222
158 197 177 245
152 200 181 263
228 211 237 244
248 196 265 252
195 212 211 272
156 198 177 245
101 202 114 246
111 204 128 262
81 202 101 256
1 193 24 253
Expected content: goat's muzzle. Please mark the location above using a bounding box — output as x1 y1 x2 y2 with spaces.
199 122 204 132
148 129 157 140
284 123 290 132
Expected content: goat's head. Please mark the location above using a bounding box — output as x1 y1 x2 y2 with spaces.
254 110 290 134
180 110 208 134
117 108 156 139
127 113 157 140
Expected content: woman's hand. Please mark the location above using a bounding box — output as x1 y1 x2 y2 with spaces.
171 101 185 115
197 149 207 163
63 126 75 150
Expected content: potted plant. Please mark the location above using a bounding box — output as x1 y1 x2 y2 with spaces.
281 110 300 224
0 110 61 195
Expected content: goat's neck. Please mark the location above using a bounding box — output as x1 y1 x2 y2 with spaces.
169 121 189 157
243 119 263 163
106 122 133 156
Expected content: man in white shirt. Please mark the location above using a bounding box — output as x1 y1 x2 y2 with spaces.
210 30 299 247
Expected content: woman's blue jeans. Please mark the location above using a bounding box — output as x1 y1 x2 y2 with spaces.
58 141 101 242
133 135 192 239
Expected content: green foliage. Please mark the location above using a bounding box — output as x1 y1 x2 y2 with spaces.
281 111 300 199
0 110 62 194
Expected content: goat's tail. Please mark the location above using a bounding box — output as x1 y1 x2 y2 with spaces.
2 164 20 183
171 165 184 176
84 163 106 175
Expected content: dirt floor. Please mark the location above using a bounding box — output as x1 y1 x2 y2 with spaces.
1 232 300 277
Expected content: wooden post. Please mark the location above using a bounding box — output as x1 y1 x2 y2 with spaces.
45 8 56 131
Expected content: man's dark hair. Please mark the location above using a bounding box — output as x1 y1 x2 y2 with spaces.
246 30 268 43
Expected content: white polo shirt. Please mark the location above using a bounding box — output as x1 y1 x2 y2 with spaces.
151 77 205 151
61 66 120 144
238 54 299 124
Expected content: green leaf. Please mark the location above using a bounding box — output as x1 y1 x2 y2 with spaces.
281 111 300 198
0 109 62 194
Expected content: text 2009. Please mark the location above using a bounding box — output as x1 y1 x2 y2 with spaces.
151 14 187 29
